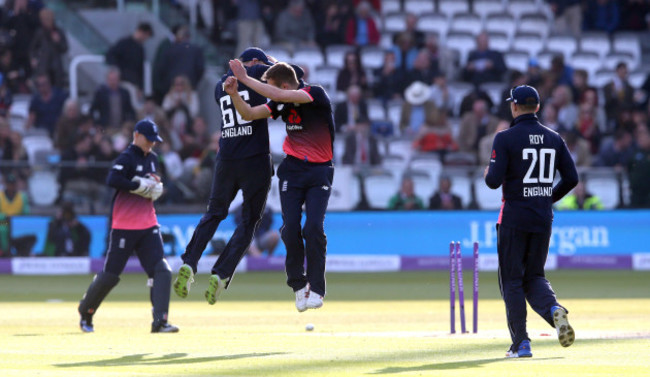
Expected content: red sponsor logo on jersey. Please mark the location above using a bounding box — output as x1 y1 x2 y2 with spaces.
287 109 302 124
491 149 496 159
303 86 311 93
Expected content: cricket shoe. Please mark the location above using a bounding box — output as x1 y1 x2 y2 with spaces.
173 264 194 298
306 291 323 310
295 286 309 312
79 317 94 333
205 274 229 305
505 340 532 358
151 321 179 333
552 306 575 347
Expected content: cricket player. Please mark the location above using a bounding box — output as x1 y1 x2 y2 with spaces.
226 60 335 312
484 85 579 357
78 119 177 333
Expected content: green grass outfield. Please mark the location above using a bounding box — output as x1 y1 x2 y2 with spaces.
1 270 649 377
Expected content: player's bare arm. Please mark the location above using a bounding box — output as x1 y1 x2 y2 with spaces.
223 76 271 121
229 59 312 104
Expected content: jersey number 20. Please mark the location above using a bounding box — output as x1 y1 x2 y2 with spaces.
220 91 251 128
523 148 556 184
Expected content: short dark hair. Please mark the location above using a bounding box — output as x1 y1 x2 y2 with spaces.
137 22 153 36
262 62 299 87
517 103 539 112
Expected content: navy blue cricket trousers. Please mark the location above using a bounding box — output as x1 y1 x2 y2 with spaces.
104 226 164 277
277 156 333 297
181 154 272 281
497 224 562 349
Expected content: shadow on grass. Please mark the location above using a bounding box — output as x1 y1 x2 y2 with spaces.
54 352 286 368
371 357 564 374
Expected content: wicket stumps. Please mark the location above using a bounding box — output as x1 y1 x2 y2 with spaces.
449 241 479 334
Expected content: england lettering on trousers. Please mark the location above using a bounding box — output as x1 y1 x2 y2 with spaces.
523 186 553 197
222 125 253 138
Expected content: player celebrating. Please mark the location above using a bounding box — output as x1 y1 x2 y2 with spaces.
484 85 578 357
78 119 178 333
226 60 335 312
173 48 276 304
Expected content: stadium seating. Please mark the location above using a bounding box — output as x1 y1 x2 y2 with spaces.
409 169 437 202
416 13 449 41
474 175 503 210
382 0 402 14
312 65 339 93
546 35 578 63
364 172 400 209
570 51 602 80
325 45 355 69
584 173 621 210
445 32 476 66
28 171 59 206
511 33 545 59
603 52 637 71
360 46 385 70
383 12 407 34
504 51 530 72
508 0 541 20
487 32 510 53
449 13 483 36
438 0 470 19
367 99 386 121
473 0 505 21
485 14 517 42
265 46 292 64
292 47 324 72
404 0 435 14
517 14 551 39
579 32 611 60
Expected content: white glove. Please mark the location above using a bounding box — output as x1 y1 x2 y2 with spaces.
150 181 163 201
130 176 157 199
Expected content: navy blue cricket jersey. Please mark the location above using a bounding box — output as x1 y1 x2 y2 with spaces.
265 84 335 163
216 64 271 160
485 113 578 232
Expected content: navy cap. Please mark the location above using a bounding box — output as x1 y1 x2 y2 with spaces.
135 119 163 142
506 85 540 105
239 47 272 65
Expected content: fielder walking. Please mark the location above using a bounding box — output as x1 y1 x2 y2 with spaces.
226 60 335 312
484 85 578 357
78 119 177 333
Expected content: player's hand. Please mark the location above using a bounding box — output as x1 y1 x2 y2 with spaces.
483 166 489 178
223 76 238 95
229 59 248 80
266 55 277 64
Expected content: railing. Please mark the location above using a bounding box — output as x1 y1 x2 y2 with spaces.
69 55 152 99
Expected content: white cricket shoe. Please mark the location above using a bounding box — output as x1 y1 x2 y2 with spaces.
306 292 323 310
295 286 309 312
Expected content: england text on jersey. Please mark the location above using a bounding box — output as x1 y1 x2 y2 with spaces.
523 186 553 197
222 125 253 138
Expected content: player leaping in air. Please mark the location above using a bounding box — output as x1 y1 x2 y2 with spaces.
225 60 336 312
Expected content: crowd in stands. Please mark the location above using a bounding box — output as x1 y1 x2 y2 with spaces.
0 0 646 231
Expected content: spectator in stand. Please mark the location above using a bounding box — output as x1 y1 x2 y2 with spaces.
43 201 91 257
575 102 602 154
273 0 316 51
527 58 543 89
549 84 579 131
388 176 424 210
0 48 29 94
25 73 67 136
29 8 68 89
556 181 604 210
604 62 634 131
336 50 368 93
53 98 82 151
571 69 591 104
137 96 171 143
459 87 494 117
235 0 268 59
341 118 381 168
345 1 380 47
2 125 29 179
372 50 405 103
462 32 506 87
158 25 205 98
316 2 347 48
152 24 180 104
422 33 455 81
429 175 463 210
4 0 40 87
547 0 583 37
334 84 369 134
0 120 19 175
192 132 220 202
628 124 650 207
89 66 136 132
399 81 444 138
478 120 509 166
0 72 13 117
405 50 437 87
594 128 635 167
179 116 210 161
583 0 620 33
549 54 573 86
540 102 566 132
458 98 500 156
162 74 200 151
581 88 608 133
391 32 418 73
619 0 650 31
562 129 592 167
106 22 153 93
395 13 424 49
497 71 528 121
0 173 36 257
412 110 456 159
430 73 453 116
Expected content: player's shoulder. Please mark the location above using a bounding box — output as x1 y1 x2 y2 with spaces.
247 64 270 79
302 84 330 100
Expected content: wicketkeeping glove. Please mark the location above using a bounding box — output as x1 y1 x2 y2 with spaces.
130 176 157 199
145 174 164 201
